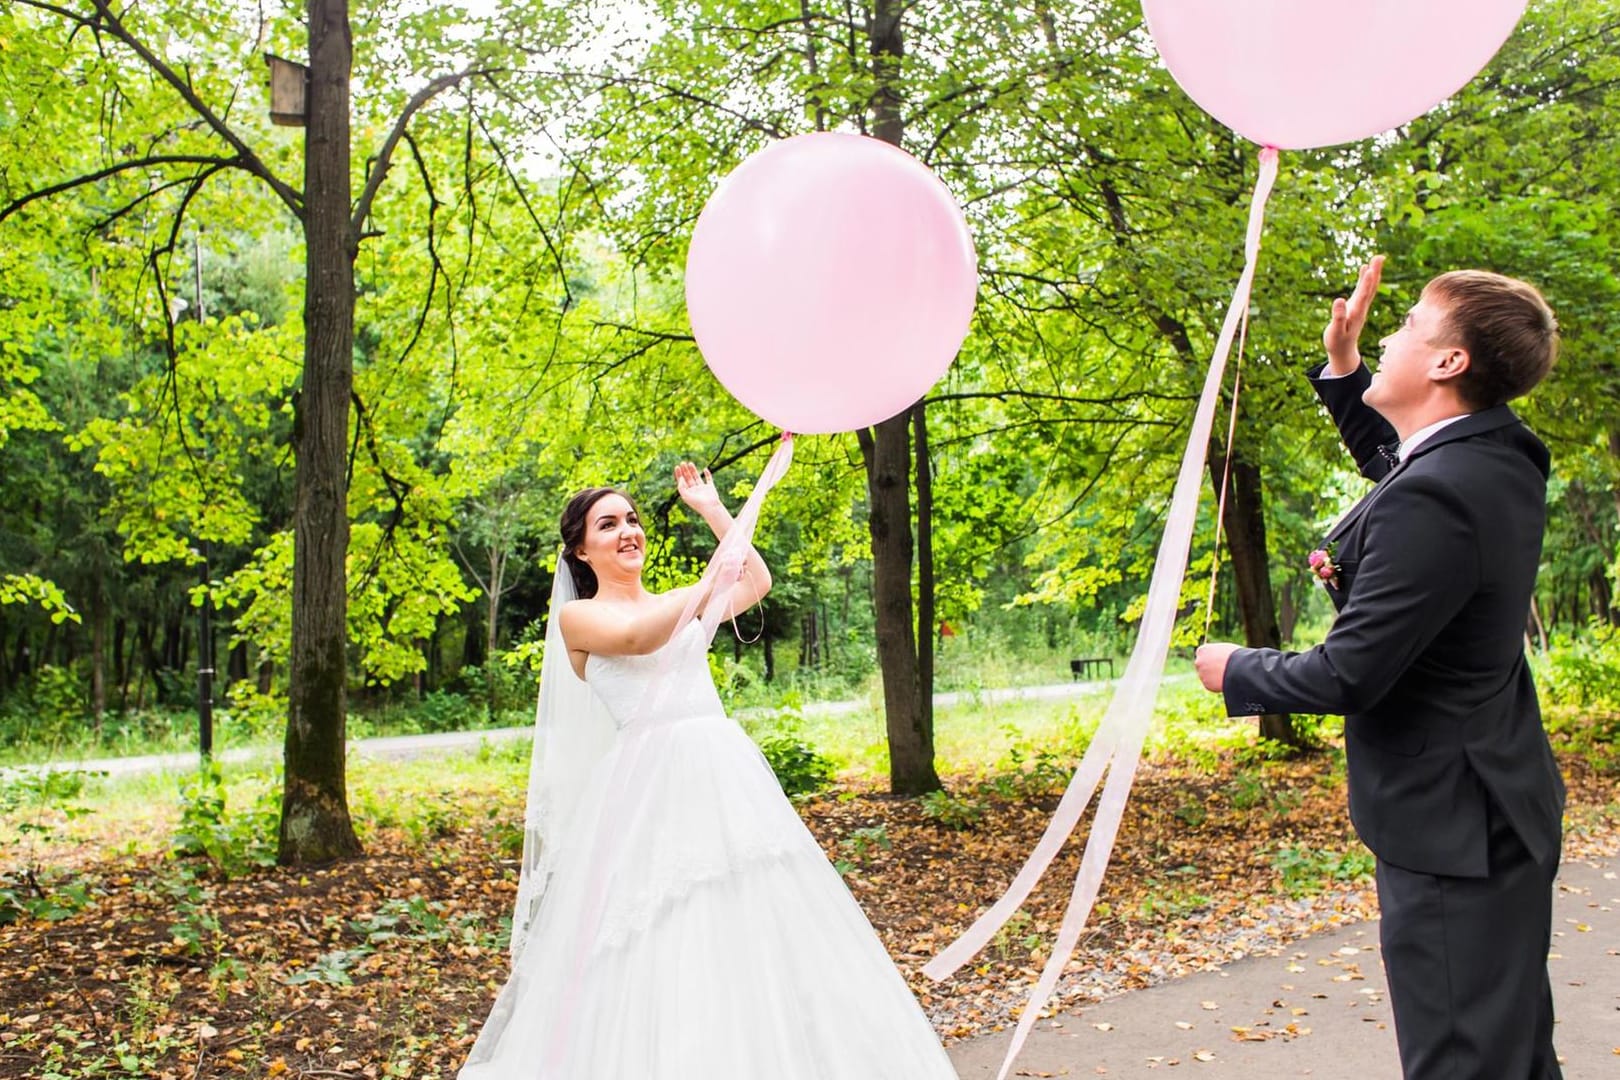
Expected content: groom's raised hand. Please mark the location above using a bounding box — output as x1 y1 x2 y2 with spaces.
1195 642 1240 693
1322 254 1385 375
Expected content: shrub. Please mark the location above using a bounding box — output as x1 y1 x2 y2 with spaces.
1271 844 1374 898
756 732 836 796
171 765 278 877
918 788 987 831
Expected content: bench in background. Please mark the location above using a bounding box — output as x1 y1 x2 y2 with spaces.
1069 657 1115 681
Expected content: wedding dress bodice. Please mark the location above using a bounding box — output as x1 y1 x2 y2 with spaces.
584 622 726 730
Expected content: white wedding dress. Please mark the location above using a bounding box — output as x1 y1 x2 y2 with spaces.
460 622 958 1079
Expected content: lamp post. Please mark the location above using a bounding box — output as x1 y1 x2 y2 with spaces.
194 230 215 762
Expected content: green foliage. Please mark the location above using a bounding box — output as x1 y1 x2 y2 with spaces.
917 788 988 831
978 730 1071 799
1540 624 1620 710
1137 867 1215 921
285 948 369 988
0 768 100 925
743 699 838 796
0 573 79 624
1271 844 1376 898
756 731 837 797
988 908 1045 963
842 829 894 867
170 764 278 877
2 0 1619 830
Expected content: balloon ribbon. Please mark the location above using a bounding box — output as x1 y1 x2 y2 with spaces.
923 147 1280 1080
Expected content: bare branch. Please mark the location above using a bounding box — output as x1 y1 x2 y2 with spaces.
73 0 304 216
0 155 237 224
472 105 574 311
352 65 495 236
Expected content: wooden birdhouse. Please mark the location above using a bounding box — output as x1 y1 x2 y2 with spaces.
264 54 308 127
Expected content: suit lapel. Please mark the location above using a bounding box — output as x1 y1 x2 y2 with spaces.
1323 406 1524 546
1326 457 1410 545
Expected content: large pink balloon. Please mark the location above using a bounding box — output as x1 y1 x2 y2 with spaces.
1142 0 1528 150
685 133 977 434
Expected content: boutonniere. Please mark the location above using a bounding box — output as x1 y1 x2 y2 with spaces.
1308 543 1341 590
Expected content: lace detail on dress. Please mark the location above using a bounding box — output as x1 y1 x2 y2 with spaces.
584 622 726 730
594 838 822 951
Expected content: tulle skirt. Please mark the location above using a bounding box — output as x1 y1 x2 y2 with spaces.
460 711 958 1079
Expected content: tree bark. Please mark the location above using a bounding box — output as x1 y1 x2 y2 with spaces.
859 416 940 795
89 599 107 729
281 0 362 863
485 547 504 662
913 401 936 756
859 0 939 796
1209 446 1301 749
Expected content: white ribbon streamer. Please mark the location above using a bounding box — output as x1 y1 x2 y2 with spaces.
925 148 1281 1080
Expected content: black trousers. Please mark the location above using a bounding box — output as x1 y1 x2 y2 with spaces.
1375 804 1562 1080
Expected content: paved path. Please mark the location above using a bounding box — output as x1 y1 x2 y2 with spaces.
948 851 1619 1078
1 676 1125 781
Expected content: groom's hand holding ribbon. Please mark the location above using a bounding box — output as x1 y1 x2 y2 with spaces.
1195 642 1238 692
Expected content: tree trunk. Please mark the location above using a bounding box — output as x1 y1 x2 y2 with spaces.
461 603 485 668
485 548 504 719
1210 446 1301 749
859 416 940 795
485 547 504 661
1276 579 1299 645
281 0 362 864
860 0 939 797
113 617 129 709
90 600 107 729
913 401 936 754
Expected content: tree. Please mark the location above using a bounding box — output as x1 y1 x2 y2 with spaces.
2 0 574 861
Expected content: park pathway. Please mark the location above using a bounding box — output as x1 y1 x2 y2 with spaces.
3 674 1132 781
947 850 1619 1078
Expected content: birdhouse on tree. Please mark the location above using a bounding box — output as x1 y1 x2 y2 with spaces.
264 54 308 127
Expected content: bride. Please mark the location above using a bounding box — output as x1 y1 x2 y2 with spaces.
460 462 958 1079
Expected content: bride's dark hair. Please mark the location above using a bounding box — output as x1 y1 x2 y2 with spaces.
559 486 640 599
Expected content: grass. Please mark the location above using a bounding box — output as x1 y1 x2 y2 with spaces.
7 669 1257 857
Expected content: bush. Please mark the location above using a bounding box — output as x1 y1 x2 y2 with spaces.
1271 843 1374 898
414 689 481 733
222 683 286 742
757 732 835 796
979 731 1071 799
918 788 987 830
0 769 101 924
1541 624 1620 710
171 764 278 877
454 661 533 716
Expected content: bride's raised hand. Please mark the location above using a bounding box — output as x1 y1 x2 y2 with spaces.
675 460 723 518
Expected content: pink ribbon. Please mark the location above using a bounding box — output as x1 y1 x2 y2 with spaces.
924 148 1280 1080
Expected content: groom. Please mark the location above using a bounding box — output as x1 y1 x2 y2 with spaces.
1195 256 1564 1079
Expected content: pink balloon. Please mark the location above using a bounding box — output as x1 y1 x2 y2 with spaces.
685 133 977 434
1142 0 1528 150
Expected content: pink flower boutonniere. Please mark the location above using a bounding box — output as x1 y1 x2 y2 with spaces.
1308 543 1341 590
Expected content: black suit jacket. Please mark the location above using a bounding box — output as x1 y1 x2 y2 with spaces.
1224 363 1565 877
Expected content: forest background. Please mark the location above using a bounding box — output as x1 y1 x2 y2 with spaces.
1 0 1618 866
3 3 1620 1077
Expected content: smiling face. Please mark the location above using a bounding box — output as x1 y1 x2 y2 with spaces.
574 492 646 579
1364 290 1466 429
